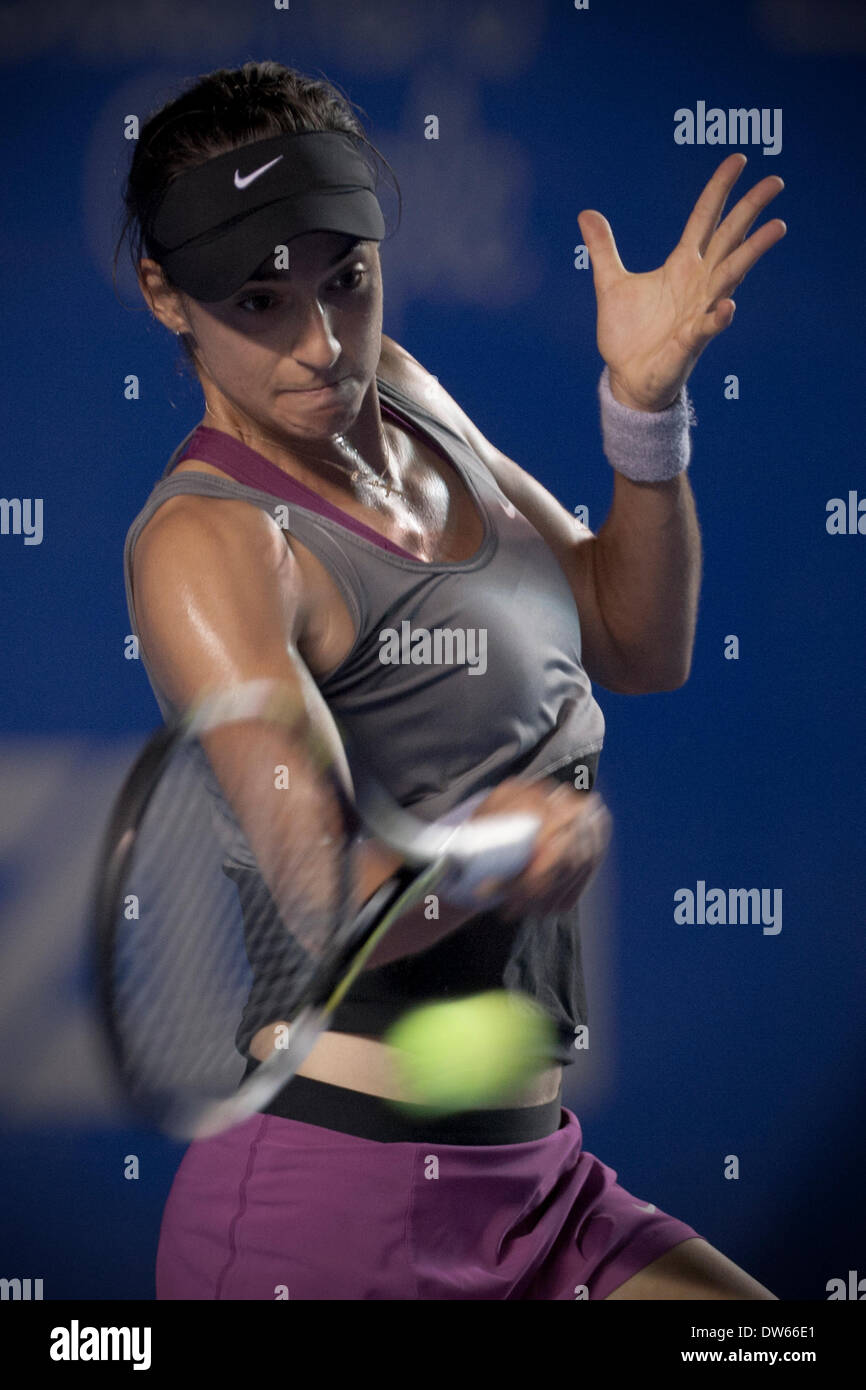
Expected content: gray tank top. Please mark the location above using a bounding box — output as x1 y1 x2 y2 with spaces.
122 374 606 1064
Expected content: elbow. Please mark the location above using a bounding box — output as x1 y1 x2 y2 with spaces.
611 657 693 695
643 669 691 693
585 619 696 693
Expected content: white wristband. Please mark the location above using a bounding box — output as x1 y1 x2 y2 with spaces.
598 364 696 482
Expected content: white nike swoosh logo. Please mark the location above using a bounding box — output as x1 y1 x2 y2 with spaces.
633 1202 657 1213
234 155 284 190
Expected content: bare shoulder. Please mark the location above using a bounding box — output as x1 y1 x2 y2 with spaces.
377 335 531 502
135 488 284 566
377 335 539 506
378 335 583 531
378 335 474 444
131 492 308 706
132 491 293 624
377 333 426 395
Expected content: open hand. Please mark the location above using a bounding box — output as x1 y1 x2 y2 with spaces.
578 153 787 412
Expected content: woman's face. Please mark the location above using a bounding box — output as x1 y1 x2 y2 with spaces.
147 230 383 441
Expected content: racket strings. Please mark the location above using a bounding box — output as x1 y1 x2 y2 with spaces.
110 725 356 1109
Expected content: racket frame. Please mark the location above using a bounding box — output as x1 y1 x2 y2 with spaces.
91 679 539 1139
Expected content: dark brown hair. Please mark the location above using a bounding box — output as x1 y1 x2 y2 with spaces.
112 60 400 371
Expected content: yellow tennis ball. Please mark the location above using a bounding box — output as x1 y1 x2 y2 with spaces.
383 989 556 1115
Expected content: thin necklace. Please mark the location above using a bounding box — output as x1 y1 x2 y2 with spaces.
203 404 407 499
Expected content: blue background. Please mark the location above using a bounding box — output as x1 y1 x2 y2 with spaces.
1 0 864 1300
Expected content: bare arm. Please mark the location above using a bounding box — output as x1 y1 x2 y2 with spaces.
467 432 702 694
575 466 701 693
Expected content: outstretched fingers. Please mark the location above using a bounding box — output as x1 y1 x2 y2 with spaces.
706 214 787 305
679 153 749 256
704 175 786 269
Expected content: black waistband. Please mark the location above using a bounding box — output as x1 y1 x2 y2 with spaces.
243 1061 564 1144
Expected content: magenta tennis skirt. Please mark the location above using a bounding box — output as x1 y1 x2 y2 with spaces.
155 1074 701 1300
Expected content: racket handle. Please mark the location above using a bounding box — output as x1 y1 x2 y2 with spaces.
434 812 541 907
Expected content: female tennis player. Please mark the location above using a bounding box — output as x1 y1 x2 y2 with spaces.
115 61 785 1299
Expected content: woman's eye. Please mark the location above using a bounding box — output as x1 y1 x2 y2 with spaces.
336 267 367 290
236 294 274 313
235 268 367 313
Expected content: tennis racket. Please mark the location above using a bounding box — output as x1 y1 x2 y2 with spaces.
90 677 541 1141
